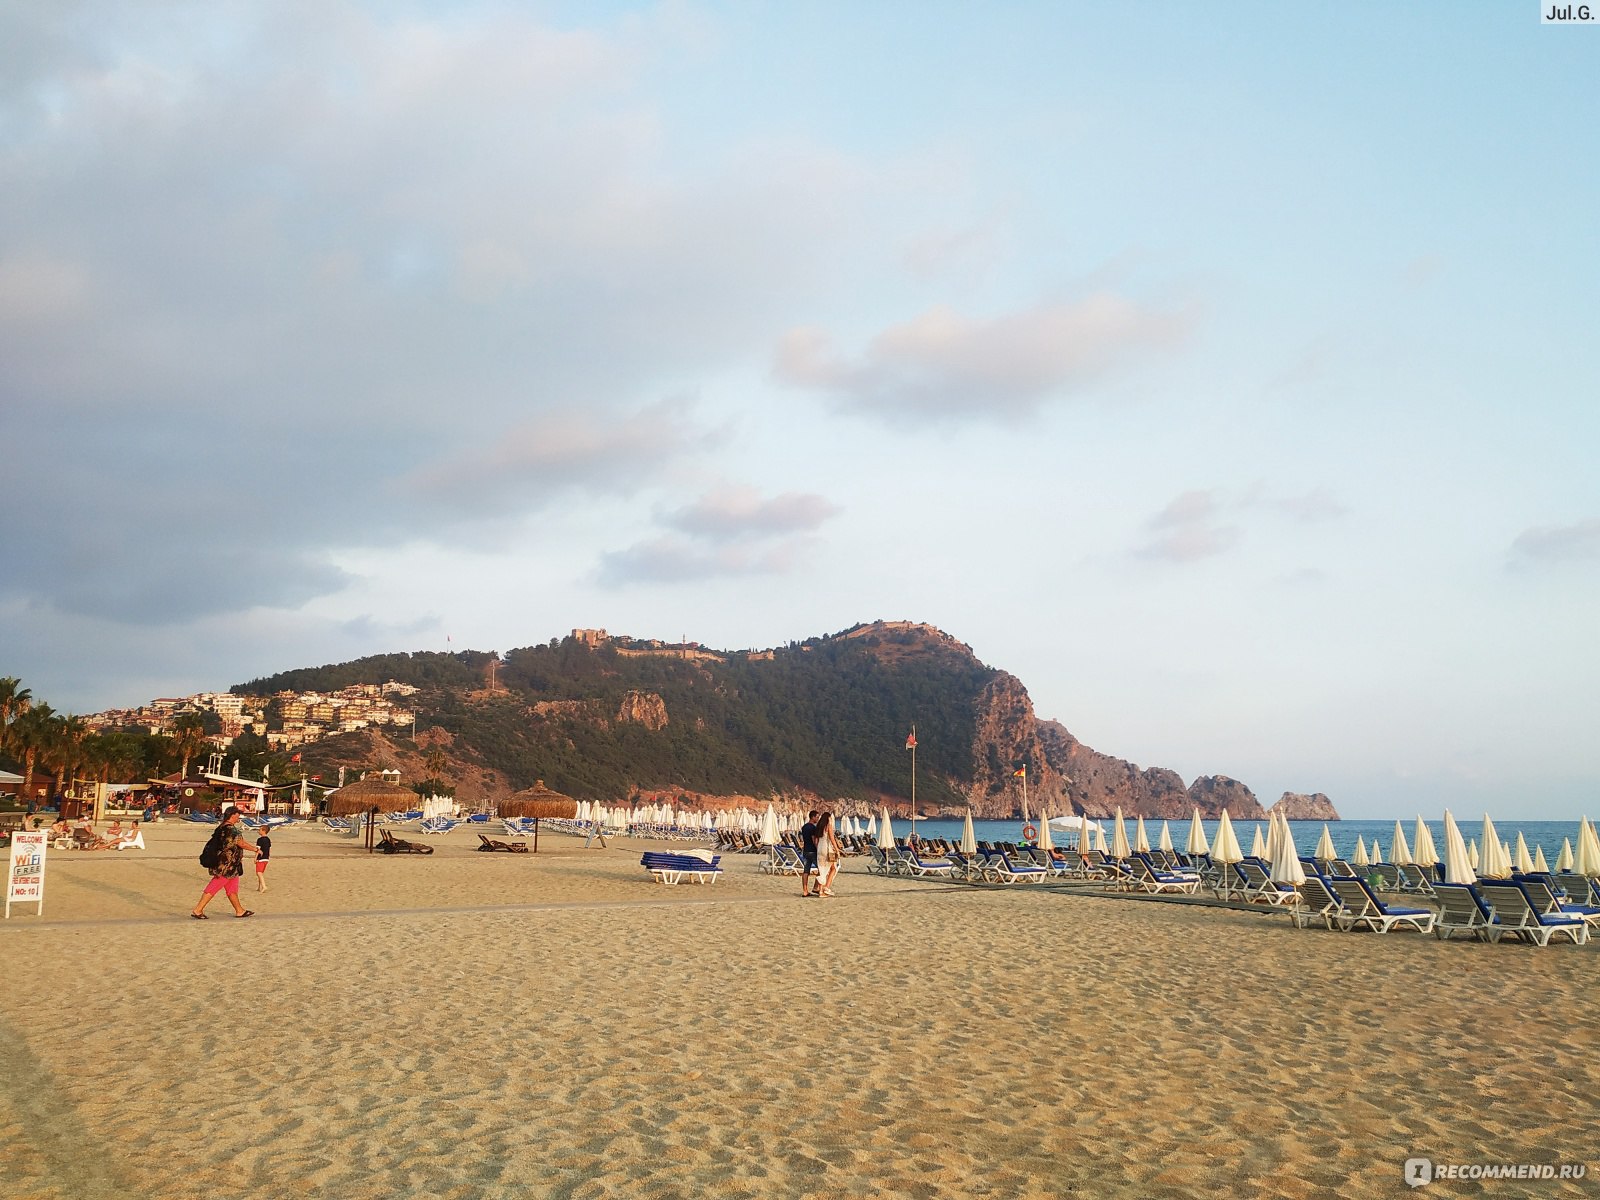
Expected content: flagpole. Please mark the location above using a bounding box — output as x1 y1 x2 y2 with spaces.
910 733 917 843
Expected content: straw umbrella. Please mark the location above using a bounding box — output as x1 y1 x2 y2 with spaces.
501 781 579 821
1441 810 1476 884
1390 820 1413 866
326 776 416 817
1314 824 1336 862
1212 811 1244 898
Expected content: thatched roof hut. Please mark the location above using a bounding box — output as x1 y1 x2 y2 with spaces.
326 776 416 816
500 780 578 820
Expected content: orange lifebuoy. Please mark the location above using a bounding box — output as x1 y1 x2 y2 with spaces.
1021 823 1038 842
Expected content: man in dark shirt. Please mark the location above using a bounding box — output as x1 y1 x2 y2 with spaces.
799 809 820 897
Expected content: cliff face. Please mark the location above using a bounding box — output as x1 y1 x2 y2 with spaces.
617 690 668 731
954 671 1269 820
1269 791 1341 820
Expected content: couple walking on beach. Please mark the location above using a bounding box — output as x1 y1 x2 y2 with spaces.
189 807 269 919
800 809 843 898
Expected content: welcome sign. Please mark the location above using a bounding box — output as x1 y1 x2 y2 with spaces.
6 831 47 918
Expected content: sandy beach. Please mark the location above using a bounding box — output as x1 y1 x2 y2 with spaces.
1 820 1595 1200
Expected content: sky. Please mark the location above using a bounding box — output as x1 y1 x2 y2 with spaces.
2 1 1597 819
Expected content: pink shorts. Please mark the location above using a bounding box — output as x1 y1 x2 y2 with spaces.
203 875 240 898
255 860 269 874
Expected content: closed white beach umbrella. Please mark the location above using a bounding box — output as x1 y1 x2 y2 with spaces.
1269 813 1306 886
1212 810 1244 898
1514 832 1535 875
1134 815 1150 854
1467 838 1479 870
1442 810 1476 885
1533 845 1550 873
1249 824 1267 861
1315 824 1336 862
1479 815 1511 879
1079 813 1092 855
1369 838 1383 864
1213 811 1244 865
1557 838 1574 872
1576 817 1600 877
960 809 977 855
864 813 877 839
1037 809 1055 852
761 803 779 847
877 808 895 850
1265 812 1284 867
1094 825 1108 854
1353 836 1370 867
1159 820 1174 853
1413 818 1439 870
1111 808 1131 860
1390 821 1413 866
1186 809 1210 857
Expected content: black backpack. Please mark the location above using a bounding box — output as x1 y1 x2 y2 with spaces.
199 831 224 870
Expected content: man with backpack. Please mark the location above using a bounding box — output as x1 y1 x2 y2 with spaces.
189 807 261 919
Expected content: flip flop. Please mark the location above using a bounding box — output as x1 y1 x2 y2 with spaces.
190 912 208 920
236 910 254 918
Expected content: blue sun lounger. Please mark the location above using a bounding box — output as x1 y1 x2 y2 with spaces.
1328 877 1435 934
1478 882 1590 946
640 852 723 886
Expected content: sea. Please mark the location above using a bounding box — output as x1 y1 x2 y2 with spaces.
885 816 1587 867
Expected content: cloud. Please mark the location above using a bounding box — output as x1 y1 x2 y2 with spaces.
1244 485 1348 523
598 482 840 587
595 535 811 587
409 398 715 514
775 296 1186 422
1509 519 1600 566
1136 490 1240 562
0 5 879 631
660 485 839 541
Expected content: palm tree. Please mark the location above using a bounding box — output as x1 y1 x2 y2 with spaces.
0 676 32 752
44 714 88 800
10 704 55 799
169 712 209 784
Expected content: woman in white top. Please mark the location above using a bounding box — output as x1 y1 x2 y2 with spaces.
816 811 843 897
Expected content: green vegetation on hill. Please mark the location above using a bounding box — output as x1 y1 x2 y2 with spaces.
235 628 997 803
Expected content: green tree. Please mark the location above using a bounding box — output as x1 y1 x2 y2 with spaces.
0 676 31 753
10 704 55 799
169 713 210 783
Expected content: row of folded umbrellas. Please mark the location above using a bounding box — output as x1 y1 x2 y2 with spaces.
574 799 1600 884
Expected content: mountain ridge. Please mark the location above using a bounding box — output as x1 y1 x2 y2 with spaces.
227 621 1335 821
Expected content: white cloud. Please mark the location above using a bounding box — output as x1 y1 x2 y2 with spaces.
1509 518 1600 566
775 295 1187 422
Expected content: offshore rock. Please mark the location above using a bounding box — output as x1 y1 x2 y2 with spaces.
1269 791 1341 821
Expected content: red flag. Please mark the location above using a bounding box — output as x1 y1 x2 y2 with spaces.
905 729 917 750
290 753 301 763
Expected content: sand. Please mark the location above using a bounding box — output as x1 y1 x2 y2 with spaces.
1 820 1595 1200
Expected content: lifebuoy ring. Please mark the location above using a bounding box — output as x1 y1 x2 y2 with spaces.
1021 822 1038 842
